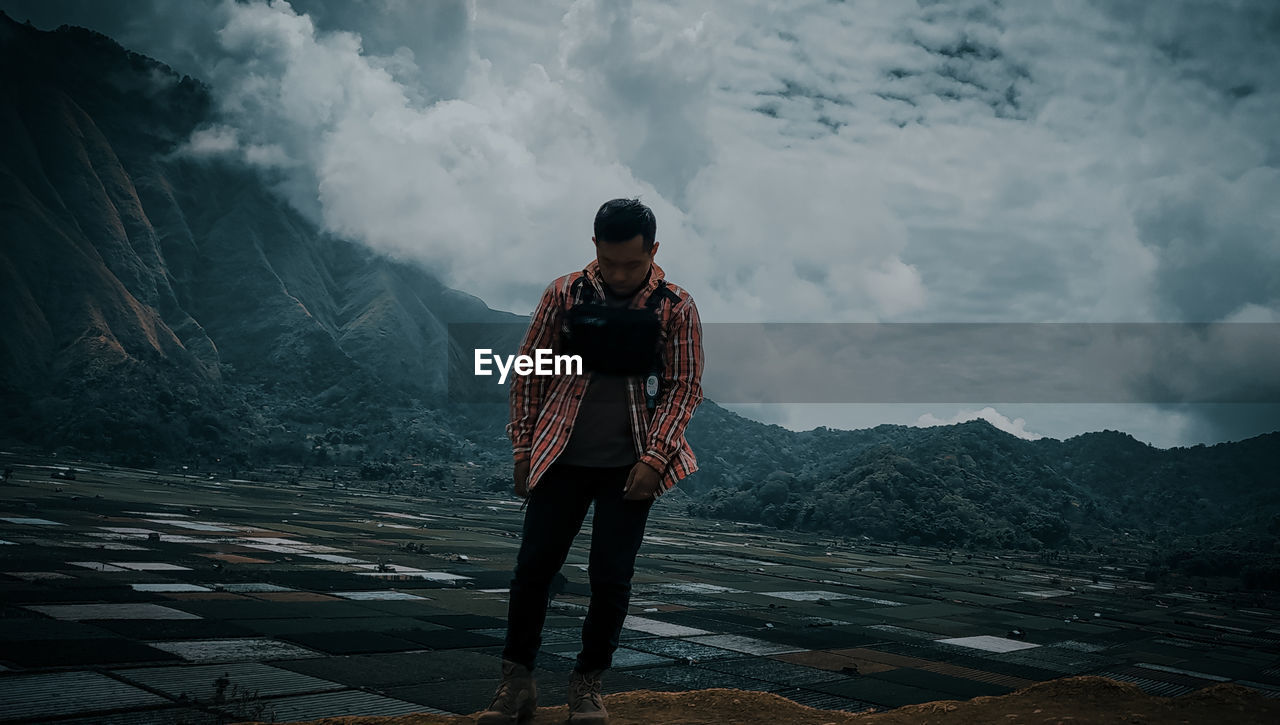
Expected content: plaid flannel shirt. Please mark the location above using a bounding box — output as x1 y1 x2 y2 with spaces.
506 259 704 494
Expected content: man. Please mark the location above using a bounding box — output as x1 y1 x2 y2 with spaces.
479 198 704 724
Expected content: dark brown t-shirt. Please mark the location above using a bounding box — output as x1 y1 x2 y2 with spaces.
555 284 639 468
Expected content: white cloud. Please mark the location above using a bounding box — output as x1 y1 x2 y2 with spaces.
916 406 1045 441
180 124 239 155
16 0 1278 445
1224 304 1280 324
558 0 715 204
726 402 1219 449
55 0 1278 328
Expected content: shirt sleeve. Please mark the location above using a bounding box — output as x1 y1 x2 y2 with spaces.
638 295 704 483
506 281 561 463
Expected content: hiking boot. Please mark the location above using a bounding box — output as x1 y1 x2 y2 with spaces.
477 659 537 724
567 668 608 724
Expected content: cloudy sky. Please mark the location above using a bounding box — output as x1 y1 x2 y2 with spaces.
7 0 1278 448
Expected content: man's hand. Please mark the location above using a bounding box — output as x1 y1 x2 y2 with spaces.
623 461 663 501
513 459 531 498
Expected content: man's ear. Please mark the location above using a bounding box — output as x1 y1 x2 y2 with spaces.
650 240 660 258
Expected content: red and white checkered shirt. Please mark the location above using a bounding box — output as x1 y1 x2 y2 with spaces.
507 259 704 493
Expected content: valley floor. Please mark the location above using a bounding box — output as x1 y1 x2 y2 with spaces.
1 451 1277 723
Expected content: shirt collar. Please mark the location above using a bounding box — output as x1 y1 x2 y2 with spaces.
584 258 666 304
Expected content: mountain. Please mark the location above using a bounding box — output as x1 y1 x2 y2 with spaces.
0 12 516 465
692 417 1280 542
688 419 1280 586
1 13 1276 574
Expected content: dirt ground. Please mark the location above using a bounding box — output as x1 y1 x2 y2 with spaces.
242 675 1280 724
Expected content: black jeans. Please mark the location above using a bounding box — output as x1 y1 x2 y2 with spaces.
502 462 654 673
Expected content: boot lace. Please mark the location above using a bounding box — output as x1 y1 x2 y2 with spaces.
489 679 516 709
571 671 603 710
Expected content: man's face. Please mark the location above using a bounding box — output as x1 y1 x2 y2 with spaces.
593 233 658 297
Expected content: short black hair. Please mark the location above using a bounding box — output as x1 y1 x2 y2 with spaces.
594 198 656 251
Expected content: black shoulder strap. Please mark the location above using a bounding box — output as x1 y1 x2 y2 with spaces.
570 275 678 309
645 279 681 310
569 275 599 306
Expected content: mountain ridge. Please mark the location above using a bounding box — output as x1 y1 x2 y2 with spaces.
0 9 517 461
2 12 1277 580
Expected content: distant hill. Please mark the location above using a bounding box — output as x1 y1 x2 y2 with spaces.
685 418 1280 588
1 12 1276 574
0 12 516 466
689 419 1280 546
